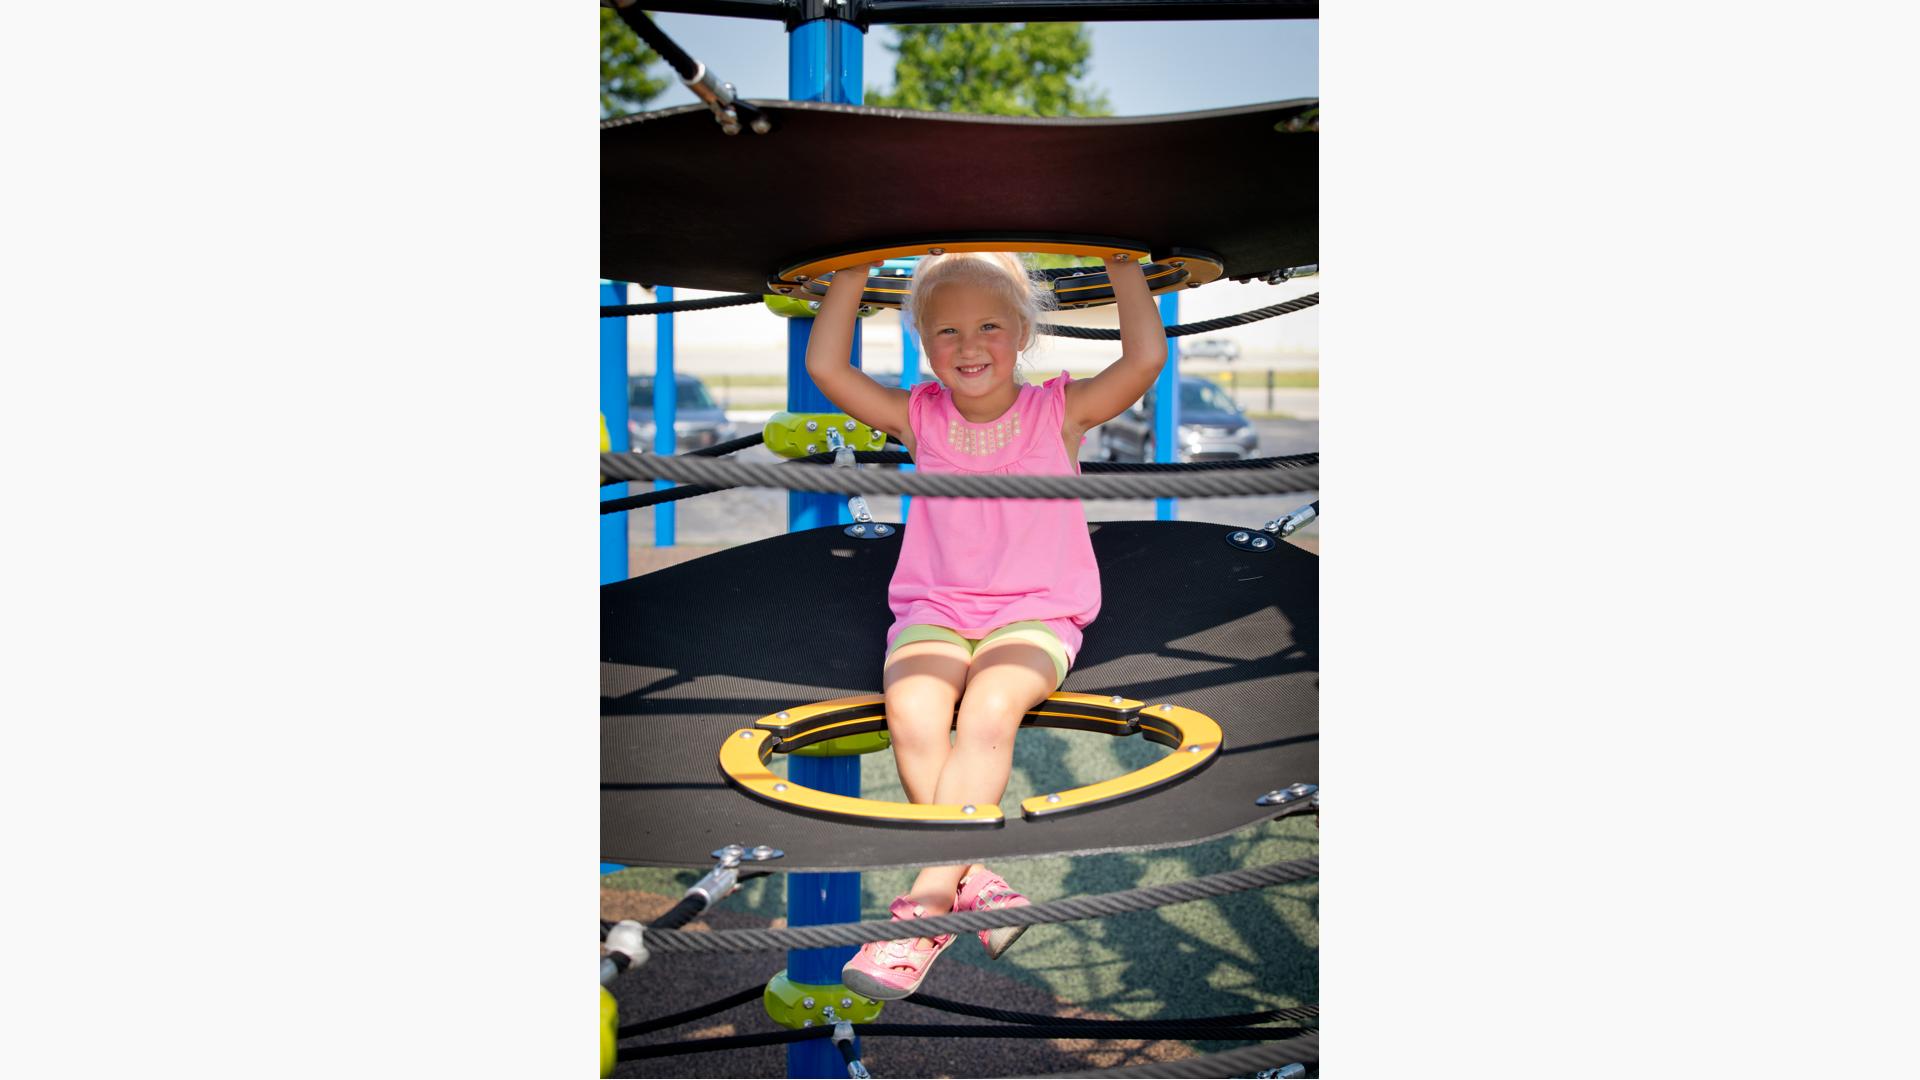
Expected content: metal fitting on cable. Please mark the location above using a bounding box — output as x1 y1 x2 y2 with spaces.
1265 501 1318 539
831 1017 870 1079
1255 1066 1307 1079
686 860 740 909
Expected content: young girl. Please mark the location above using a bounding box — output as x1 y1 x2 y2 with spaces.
803 250 1167 1001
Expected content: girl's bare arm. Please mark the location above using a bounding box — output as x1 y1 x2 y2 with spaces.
802 264 913 451
1063 257 1169 429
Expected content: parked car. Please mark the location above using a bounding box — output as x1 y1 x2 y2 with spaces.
1097 377 1258 463
628 374 736 452
1180 337 1241 361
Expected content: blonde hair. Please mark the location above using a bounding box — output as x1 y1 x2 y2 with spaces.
904 252 1055 354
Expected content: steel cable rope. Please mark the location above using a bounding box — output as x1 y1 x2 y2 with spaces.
1040 293 1319 340
616 1023 1309 1063
908 993 1318 1030
601 292 764 318
639 857 1316 954
602 452 1318 500
599 450 1319 514
1026 1034 1319 1079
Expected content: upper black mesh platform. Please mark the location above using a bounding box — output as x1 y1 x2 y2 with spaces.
601 521 1317 872
601 100 1318 293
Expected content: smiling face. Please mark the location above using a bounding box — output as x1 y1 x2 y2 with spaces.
921 281 1025 420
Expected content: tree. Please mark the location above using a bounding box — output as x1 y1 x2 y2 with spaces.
601 9 669 118
866 23 1111 118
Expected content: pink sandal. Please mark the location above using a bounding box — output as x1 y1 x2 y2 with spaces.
840 896 957 1001
956 868 1032 960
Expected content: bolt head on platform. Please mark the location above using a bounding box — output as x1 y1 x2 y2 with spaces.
1110 694 1124 704
1160 704 1173 712
738 731 753 739
753 845 776 859
1112 252 1130 261
805 419 818 431
1252 537 1270 548
774 782 788 792
806 443 818 454
851 524 866 535
777 711 790 719
844 419 856 431
802 996 815 1008
803 1019 814 1027
962 804 976 815
1047 794 1061 804
1188 745 1203 754
841 998 853 1008
1232 531 1250 542
929 247 944 255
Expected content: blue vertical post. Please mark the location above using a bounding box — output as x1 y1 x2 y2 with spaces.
786 12 868 1079
654 286 677 547
600 282 630 584
899 318 920 519
1155 291 1181 520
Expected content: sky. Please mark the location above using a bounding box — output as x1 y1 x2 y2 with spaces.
637 14 1318 116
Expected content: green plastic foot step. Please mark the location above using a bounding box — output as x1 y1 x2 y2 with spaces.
764 413 891 459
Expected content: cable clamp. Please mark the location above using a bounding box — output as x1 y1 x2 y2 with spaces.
1264 501 1318 539
601 919 647 984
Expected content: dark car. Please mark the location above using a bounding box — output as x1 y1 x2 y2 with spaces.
628 374 736 452
1096 376 1258 463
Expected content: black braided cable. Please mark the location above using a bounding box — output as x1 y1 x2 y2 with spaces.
617 1024 1306 1062
601 292 764 318
1025 1033 1319 1079
646 893 707 932
615 984 766 1040
688 432 767 457
641 857 1317 953
1039 294 1318 340
609 5 698 81
909 993 1318 1030
601 452 1318 500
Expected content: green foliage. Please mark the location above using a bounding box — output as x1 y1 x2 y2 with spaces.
867 23 1112 118
600 9 669 118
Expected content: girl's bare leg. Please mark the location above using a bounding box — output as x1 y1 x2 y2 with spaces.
906 641 1055 911
882 640 970 804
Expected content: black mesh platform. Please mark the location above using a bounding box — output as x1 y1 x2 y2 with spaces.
602 520 1317 872
601 100 1318 293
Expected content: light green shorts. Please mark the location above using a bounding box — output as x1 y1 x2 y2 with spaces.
889 621 1071 689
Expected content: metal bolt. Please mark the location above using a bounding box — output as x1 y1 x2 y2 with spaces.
1232 531 1250 542
806 419 819 431
774 783 788 792
843 420 856 431
802 996 816 1008
962 804 976 815
1252 537 1269 548
1112 252 1130 261
929 247 944 255
806 443 818 454
752 845 775 859
851 524 866 535
1047 794 1061 804
1290 783 1312 796
803 1019 814 1027
723 844 745 857
1110 694 1124 704
776 286 791 294
1173 260 1186 267
840 997 853 1008
737 731 754 739
1160 704 1173 712
777 711 790 720
1188 745 1203 754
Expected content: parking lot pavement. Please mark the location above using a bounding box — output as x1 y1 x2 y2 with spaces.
622 417 1318 560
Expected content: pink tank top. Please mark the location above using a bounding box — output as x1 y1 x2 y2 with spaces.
886 372 1102 663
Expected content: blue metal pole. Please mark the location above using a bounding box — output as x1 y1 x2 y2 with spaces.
1155 292 1181 521
600 282 630 584
899 318 920 519
654 286 677 547
787 13 867 1078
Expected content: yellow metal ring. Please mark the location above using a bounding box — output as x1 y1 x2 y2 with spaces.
716 692 1224 827
764 242 1225 310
